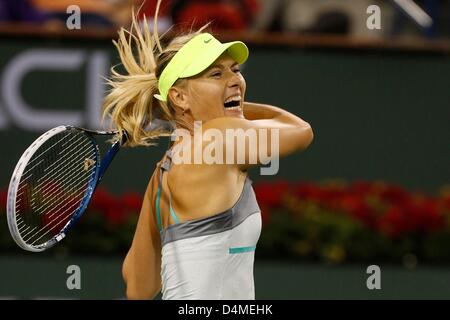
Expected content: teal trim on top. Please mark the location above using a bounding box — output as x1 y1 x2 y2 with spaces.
169 193 180 224
156 186 162 231
229 246 256 254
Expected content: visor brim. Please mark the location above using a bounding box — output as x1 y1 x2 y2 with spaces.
180 41 249 78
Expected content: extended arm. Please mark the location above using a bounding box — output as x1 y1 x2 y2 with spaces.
122 174 162 299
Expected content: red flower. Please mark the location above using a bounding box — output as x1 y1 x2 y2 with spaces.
338 194 375 227
121 193 142 216
254 180 290 209
442 194 450 211
378 184 410 206
90 187 114 213
376 195 444 238
104 205 127 225
89 188 125 225
319 187 349 211
258 204 272 227
349 180 377 197
405 197 443 233
253 180 291 227
377 205 407 238
0 188 7 212
292 182 324 201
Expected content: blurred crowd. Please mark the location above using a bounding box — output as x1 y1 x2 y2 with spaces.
0 0 449 39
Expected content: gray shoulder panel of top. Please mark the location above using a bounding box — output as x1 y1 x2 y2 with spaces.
160 176 261 246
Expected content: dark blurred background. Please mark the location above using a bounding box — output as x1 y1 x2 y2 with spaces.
0 0 449 299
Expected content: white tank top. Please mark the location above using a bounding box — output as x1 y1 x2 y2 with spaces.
155 150 262 300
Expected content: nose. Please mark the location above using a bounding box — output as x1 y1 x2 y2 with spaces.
227 70 241 88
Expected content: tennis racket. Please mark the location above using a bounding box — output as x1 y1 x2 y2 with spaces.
6 125 127 252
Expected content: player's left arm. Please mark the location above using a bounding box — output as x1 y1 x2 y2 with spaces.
122 172 162 300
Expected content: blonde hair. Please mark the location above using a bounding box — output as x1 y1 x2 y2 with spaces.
102 0 208 147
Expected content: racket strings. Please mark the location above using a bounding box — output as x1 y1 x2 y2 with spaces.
18 132 88 191
26 144 95 214
15 130 98 246
18 161 95 243
17 132 91 217
20 130 82 178
17 149 95 243
17 142 93 215
24 169 95 244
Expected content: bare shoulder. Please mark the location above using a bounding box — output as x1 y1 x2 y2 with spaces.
168 162 241 193
166 163 247 221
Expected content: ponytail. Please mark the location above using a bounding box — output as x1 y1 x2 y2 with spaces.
102 0 209 147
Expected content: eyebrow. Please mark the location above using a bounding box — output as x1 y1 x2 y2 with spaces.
208 61 239 70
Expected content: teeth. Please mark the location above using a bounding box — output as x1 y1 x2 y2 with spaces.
224 95 241 103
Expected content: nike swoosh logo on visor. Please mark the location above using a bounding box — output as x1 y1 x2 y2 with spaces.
204 38 212 43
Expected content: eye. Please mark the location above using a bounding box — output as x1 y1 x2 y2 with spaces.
209 70 222 78
232 67 241 73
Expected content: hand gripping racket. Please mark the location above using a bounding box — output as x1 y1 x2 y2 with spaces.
6 126 127 252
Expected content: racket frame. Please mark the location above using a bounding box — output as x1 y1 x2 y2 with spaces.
7 125 124 252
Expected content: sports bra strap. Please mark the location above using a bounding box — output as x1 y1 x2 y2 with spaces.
160 149 172 172
155 149 180 231
169 193 180 224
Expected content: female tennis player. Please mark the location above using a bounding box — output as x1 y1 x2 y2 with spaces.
102 3 314 300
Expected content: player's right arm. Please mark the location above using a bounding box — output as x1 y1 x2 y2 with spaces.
203 102 314 170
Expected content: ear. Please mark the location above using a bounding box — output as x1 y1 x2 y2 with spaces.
168 86 189 112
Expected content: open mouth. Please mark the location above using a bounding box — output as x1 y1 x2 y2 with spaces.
224 100 240 109
224 96 241 110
